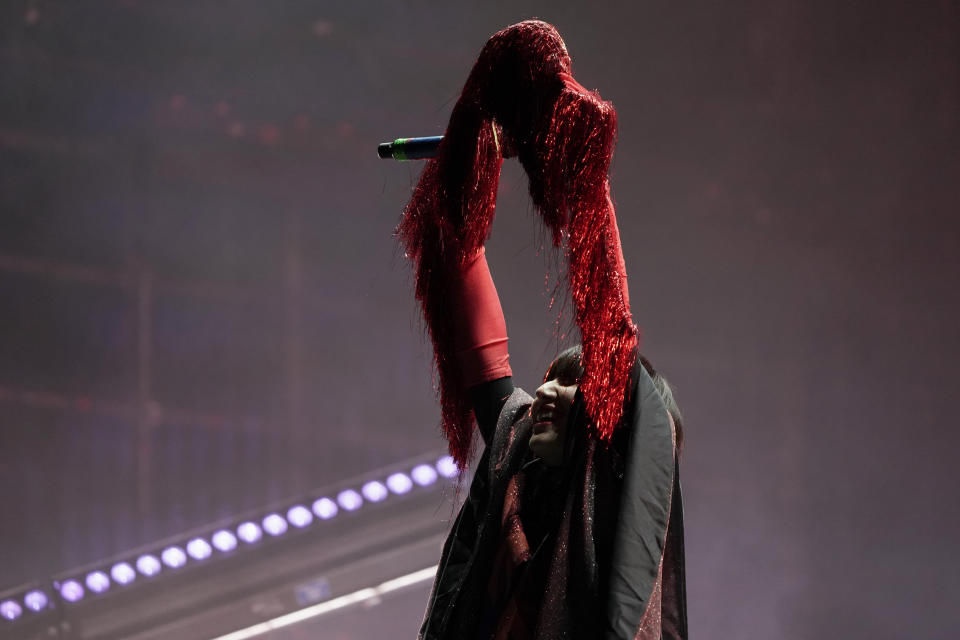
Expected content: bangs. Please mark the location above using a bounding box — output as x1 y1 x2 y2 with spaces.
544 345 584 384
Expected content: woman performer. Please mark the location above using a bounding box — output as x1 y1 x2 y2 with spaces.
396 20 688 640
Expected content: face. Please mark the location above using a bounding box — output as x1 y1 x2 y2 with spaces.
529 376 578 466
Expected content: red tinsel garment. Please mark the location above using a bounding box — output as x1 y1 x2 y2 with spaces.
397 20 638 470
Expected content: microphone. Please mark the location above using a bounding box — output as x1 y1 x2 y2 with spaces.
378 136 443 161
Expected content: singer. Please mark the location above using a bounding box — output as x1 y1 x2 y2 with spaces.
394 20 688 639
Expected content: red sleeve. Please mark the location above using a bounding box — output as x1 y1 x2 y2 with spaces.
607 192 631 309
451 247 513 388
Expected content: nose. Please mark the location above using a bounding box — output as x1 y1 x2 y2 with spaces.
535 380 557 400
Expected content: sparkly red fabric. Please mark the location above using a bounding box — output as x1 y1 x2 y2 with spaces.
397 20 638 468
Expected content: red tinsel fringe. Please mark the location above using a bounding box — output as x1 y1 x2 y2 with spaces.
542 80 638 445
397 21 638 469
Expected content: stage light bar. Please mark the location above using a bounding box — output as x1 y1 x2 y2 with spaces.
2 450 462 633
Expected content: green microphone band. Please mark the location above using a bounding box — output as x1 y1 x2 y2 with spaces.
392 138 409 161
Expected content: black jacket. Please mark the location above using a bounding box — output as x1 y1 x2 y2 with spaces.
419 357 687 639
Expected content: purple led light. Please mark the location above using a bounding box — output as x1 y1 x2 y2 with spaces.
0 600 22 621
411 463 438 486
136 554 161 577
86 571 110 594
59 580 84 603
262 513 288 537
111 562 136 585
362 480 388 502
312 497 338 520
161 546 187 569
212 529 237 552
237 521 262 544
287 505 313 528
436 455 459 478
23 590 48 612
337 489 363 511
186 538 212 561
386 472 413 495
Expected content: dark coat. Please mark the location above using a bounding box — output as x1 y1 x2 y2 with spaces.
419 357 687 639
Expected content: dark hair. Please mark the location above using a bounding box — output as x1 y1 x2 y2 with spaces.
543 345 585 385
544 346 684 452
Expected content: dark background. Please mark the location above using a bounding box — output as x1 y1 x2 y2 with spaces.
1 1 958 637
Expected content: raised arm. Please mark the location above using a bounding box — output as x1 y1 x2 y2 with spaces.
396 22 636 467
448 248 515 445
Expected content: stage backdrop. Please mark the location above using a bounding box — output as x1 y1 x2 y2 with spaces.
0 1 957 638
